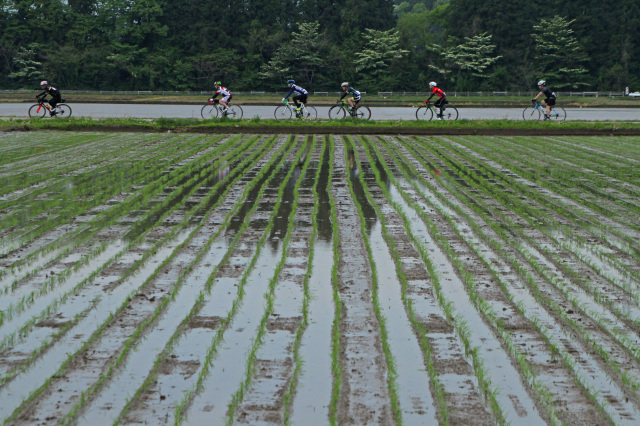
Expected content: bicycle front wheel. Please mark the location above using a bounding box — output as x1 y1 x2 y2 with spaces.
225 105 243 119
28 104 46 118
302 106 317 120
201 104 218 119
355 106 371 120
57 104 72 117
274 106 292 120
441 106 458 120
415 106 433 121
523 107 541 121
550 107 566 121
328 106 346 119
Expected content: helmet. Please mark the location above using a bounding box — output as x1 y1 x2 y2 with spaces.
537 80 546 86
341 82 349 88
40 80 48 86
429 81 437 87
214 81 221 85
287 79 295 85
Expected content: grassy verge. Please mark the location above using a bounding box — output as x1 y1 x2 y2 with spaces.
2 116 640 135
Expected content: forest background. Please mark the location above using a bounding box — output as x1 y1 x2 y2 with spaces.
1 0 638 92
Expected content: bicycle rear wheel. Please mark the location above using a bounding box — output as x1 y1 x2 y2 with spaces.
56 104 72 117
523 107 541 121
274 106 292 120
328 105 346 119
550 107 566 121
28 104 46 118
415 106 433 121
441 106 458 120
201 105 218 119
355 106 371 120
224 105 243 119
302 106 317 120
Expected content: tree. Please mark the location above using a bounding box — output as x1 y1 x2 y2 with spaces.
429 32 501 89
531 16 589 89
353 28 408 90
8 43 43 87
260 22 327 88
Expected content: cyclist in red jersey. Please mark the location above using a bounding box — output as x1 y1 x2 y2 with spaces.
425 81 447 119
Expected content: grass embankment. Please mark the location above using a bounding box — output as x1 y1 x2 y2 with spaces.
2 116 640 136
2 92 639 107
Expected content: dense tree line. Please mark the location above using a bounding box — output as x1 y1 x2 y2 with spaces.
1 0 638 91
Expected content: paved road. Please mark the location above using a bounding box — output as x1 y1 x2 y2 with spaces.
1 103 638 121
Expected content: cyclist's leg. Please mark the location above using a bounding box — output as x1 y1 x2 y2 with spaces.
434 98 444 116
49 97 60 115
292 95 301 108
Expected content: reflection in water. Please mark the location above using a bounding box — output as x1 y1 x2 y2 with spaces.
269 162 304 253
347 146 377 234
316 139 333 242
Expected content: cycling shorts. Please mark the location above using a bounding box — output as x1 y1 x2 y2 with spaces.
544 97 556 106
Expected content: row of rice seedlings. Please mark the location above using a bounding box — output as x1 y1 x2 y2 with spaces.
0 134 241 325
0 135 271 358
341 136 401 422
0 133 219 271
433 138 640 333
454 135 640 253
113 135 293 424
327 135 343 425
373 136 551 423
4 135 290 424
0 132 75 165
226 136 317 422
282 136 327 423
396 137 629 421
425 135 640 290
171 136 301 424
452 137 640 299
60 136 295 425
355 136 449 423
522 135 640 200
386 136 612 422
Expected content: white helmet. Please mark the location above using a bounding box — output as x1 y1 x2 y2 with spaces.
537 80 546 86
429 81 437 87
341 82 349 87
40 80 48 86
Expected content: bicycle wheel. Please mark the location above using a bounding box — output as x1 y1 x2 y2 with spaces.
328 105 346 119
274 106 292 120
28 104 46 118
441 106 458 120
550 107 566 121
354 106 371 120
56 104 72 117
201 104 218 119
523 107 541 121
302 106 317 120
415 106 434 121
224 105 243 119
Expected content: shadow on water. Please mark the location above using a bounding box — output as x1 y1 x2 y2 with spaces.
347 146 377 234
316 137 333 242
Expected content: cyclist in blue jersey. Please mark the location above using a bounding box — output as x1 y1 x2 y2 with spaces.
338 82 361 116
282 80 308 112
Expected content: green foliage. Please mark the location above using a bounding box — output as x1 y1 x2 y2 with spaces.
531 16 589 89
8 43 43 87
354 29 408 90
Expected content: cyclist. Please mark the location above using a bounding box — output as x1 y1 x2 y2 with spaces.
532 80 556 120
338 82 361 116
37 81 62 116
425 81 447 119
210 81 232 115
282 80 308 115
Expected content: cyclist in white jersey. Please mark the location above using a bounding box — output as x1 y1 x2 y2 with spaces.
282 79 308 111
210 81 232 114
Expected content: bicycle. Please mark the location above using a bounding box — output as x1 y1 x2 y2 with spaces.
28 97 72 118
201 99 243 119
415 101 458 121
328 101 371 120
523 101 566 121
274 100 317 120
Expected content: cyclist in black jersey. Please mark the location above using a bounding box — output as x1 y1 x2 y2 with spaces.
532 80 556 120
37 81 63 116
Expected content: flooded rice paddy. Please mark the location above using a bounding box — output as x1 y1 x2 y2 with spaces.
1 131 640 424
